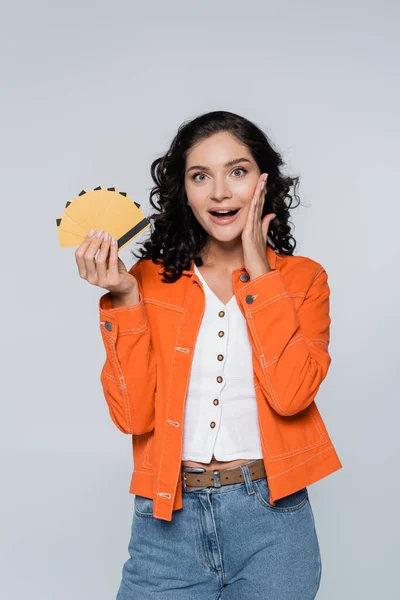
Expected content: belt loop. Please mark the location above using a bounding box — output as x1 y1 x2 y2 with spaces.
240 462 255 495
213 470 221 488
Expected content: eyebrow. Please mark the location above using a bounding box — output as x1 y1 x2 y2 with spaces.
186 157 252 174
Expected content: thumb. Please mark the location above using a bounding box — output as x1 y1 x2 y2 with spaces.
262 213 276 240
117 257 127 273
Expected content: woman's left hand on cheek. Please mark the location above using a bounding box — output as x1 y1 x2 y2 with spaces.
242 173 276 279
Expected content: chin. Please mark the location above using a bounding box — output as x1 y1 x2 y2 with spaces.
207 229 243 243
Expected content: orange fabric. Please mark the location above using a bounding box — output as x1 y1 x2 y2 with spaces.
98 245 342 521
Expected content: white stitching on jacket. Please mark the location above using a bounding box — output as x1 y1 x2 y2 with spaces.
155 284 196 513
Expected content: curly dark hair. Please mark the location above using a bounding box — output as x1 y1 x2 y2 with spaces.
131 110 302 283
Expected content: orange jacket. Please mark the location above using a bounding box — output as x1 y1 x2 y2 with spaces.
98 244 342 521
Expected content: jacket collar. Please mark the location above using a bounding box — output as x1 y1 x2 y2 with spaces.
158 243 277 276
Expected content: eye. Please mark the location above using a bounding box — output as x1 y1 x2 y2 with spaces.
191 172 207 182
191 167 248 182
232 167 248 177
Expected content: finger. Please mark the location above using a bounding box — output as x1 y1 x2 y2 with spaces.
84 230 105 282
258 195 265 236
251 176 264 212
259 178 268 223
262 213 276 240
96 232 112 283
75 229 96 278
105 235 119 281
247 175 265 236
253 175 266 228
260 173 267 201
262 214 271 240
260 174 268 220
246 182 258 234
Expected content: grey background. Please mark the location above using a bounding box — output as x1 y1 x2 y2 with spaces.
1 1 399 598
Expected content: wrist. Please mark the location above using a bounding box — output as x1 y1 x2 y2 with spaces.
248 265 273 280
109 285 140 307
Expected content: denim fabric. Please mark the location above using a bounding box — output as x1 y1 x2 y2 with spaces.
116 460 322 599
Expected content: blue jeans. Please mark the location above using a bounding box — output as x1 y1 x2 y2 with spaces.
116 460 322 599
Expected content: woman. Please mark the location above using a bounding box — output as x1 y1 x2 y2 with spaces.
76 110 342 599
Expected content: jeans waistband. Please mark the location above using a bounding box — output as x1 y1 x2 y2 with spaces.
182 459 265 494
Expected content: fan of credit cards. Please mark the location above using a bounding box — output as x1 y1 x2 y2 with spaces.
56 186 151 250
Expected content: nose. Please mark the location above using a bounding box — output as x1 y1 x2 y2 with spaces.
210 176 232 201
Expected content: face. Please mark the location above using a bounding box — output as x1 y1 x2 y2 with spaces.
184 131 261 244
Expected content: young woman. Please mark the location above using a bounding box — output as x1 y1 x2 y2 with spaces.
76 110 342 599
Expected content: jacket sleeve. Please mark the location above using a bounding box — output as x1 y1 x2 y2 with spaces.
98 259 156 434
240 265 331 416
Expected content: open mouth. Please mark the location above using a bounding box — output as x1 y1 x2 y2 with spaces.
209 209 240 218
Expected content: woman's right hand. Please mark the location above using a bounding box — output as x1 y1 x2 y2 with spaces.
75 229 138 297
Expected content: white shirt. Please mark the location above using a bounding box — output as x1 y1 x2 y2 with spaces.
181 264 263 462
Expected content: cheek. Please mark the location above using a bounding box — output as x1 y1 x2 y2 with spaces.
189 185 206 201
187 199 204 218
187 192 209 218
187 199 207 224
241 200 252 216
236 186 256 211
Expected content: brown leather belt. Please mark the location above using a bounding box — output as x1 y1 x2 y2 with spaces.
181 458 266 490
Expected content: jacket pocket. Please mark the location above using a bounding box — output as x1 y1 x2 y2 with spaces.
132 430 154 471
258 400 327 459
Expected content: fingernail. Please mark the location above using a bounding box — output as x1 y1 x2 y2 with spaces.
104 232 109 241
96 229 104 237
88 229 95 237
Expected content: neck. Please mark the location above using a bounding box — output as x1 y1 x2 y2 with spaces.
200 238 245 271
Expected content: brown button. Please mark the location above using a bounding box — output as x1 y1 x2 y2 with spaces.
210 421 216 428
216 376 223 383
240 273 250 282
217 354 224 361
219 310 225 317
218 331 225 338
245 295 254 304
213 398 219 405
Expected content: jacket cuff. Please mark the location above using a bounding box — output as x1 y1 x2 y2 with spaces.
99 291 148 341
239 269 292 310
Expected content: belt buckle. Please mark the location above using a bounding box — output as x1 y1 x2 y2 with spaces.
212 470 221 488
182 466 206 491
